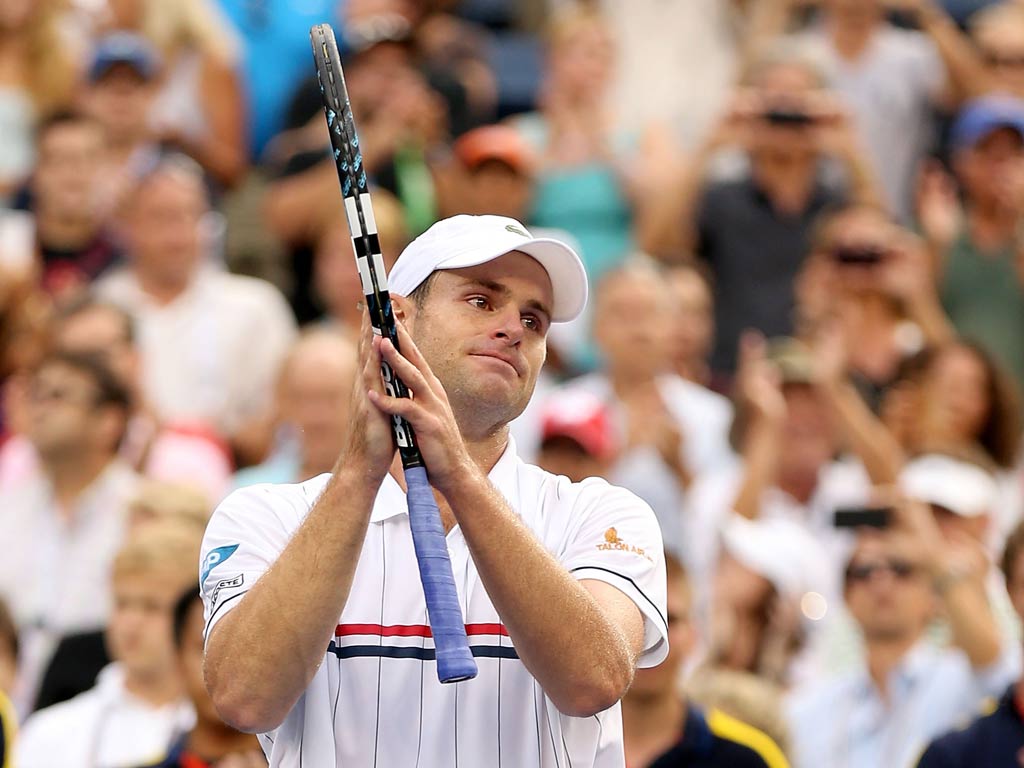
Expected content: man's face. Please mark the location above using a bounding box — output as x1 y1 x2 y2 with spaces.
751 64 822 159
126 171 206 288
178 597 219 723
956 127 1024 207
32 121 105 220
279 337 356 475
56 308 137 394
593 271 673 378
666 269 713 370
777 384 835 485
628 569 696 698
84 65 155 143
845 537 934 642
975 23 1024 97
400 251 553 431
107 571 181 680
27 362 108 460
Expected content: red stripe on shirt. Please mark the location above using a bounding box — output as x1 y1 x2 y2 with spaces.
335 623 509 637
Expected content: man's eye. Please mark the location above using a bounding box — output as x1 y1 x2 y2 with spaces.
522 315 539 330
469 296 490 309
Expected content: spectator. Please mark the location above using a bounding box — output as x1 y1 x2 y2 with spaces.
918 96 1024 392
665 262 716 388
622 553 790 768
136 589 264 768
968 2 1024 100
0 600 16 768
103 0 248 188
233 328 357 488
0 0 77 198
81 32 164 210
127 480 210 533
785 497 1015 768
560 261 735 561
794 202 953 410
508 5 679 288
534 388 618 483
755 0 986 219
17 521 199 767
95 155 297 465
681 43 876 377
40 296 233 501
915 519 1024 766
27 111 125 300
0 350 137 712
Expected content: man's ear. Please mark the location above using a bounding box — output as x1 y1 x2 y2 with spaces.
392 295 412 323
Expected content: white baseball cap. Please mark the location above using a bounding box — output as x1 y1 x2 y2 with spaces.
898 454 997 518
388 215 588 323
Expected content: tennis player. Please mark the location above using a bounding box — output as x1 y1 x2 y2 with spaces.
200 215 668 766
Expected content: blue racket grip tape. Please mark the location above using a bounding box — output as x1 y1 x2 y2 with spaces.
404 465 478 683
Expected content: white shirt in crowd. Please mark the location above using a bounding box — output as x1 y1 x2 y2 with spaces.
200 438 668 767
17 663 195 768
0 460 139 713
96 266 297 438
554 372 735 561
785 642 1018 768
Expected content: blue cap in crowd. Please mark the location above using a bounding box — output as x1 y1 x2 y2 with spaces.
951 95 1024 150
88 32 160 82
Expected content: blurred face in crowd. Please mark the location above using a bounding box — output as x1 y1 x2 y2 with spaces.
0 0 34 32
749 63 824 160
955 127 1024 209
712 551 774 671
844 536 934 643
824 0 883 26
974 19 1024 97
537 436 610 483
55 306 138 397
178 596 220 724
628 563 696 699
815 206 896 296
278 333 356 476
315 223 364 325
666 266 713 374
27 361 121 462
32 118 105 221
548 15 615 97
465 160 533 221
777 384 835 492
84 64 156 145
125 168 207 291
920 345 991 445
594 268 673 380
107 568 182 682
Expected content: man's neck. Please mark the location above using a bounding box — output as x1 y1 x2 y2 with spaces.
46 453 111 512
866 634 919 700
752 154 817 215
828 13 880 60
186 721 261 762
123 668 183 708
622 690 685 768
135 269 192 306
608 366 661 395
36 209 99 252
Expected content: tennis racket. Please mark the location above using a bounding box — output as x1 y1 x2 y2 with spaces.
310 23 477 684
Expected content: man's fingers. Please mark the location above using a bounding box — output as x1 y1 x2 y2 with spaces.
379 336 432 398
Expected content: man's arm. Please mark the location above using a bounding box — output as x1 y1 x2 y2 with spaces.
371 324 656 717
205 315 398 733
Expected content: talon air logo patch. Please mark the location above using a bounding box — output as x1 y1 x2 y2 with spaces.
597 527 653 562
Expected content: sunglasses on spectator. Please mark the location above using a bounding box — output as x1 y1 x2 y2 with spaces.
845 559 918 583
985 53 1024 68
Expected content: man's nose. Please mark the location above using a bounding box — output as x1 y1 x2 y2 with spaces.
492 306 524 344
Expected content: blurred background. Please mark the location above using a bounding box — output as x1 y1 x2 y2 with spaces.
3 0 1024 766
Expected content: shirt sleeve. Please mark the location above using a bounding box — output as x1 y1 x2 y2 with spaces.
200 484 300 642
557 477 669 668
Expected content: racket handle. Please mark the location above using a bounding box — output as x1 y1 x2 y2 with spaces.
404 466 478 683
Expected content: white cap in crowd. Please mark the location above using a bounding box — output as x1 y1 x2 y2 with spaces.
898 454 998 518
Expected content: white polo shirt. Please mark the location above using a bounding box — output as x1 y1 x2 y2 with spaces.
200 438 668 767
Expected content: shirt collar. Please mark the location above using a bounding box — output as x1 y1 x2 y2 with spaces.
370 436 521 524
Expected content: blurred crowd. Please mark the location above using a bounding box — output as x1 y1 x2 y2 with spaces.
3 0 1024 765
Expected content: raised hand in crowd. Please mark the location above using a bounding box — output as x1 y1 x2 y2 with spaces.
621 385 690 489
916 160 963 256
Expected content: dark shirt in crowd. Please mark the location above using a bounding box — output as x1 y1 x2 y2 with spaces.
695 175 845 375
645 706 786 768
40 230 124 296
915 684 1024 768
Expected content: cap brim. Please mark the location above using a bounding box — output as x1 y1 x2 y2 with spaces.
436 237 588 323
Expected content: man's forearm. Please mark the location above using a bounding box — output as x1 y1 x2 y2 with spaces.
446 469 641 717
918 2 988 98
205 463 379 732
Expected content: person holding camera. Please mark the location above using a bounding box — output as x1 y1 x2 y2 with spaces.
671 43 879 382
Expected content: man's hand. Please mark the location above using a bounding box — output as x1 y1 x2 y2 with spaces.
369 318 474 496
736 331 787 426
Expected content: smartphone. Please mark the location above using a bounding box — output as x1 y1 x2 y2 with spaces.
833 506 892 529
764 108 815 127
833 245 886 266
